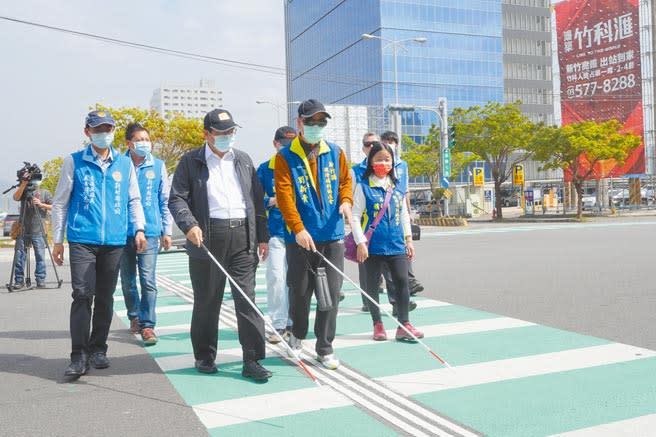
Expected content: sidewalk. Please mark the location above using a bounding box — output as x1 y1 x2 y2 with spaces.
0 250 206 437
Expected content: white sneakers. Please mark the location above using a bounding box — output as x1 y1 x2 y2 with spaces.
316 353 340 370
286 334 340 370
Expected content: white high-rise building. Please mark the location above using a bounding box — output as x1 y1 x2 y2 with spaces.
150 79 223 118
324 105 370 163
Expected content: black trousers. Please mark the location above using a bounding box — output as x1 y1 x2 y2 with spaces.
69 243 124 359
363 254 410 323
359 261 396 305
188 221 264 362
286 240 343 356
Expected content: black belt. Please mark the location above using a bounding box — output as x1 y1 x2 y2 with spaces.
210 218 246 228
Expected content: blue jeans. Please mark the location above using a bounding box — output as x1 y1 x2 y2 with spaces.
120 236 159 329
15 235 46 284
266 236 291 330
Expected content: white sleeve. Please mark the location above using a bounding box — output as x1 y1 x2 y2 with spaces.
351 183 367 245
400 198 412 240
51 156 74 244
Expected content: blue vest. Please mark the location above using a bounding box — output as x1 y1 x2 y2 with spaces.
360 178 406 256
278 138 344 244
127 152 165 237
395 159 409 195
67 145 132 245
257 156 285 238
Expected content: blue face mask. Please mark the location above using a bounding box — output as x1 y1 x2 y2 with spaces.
90 132 114 149
303 126 324 144
133 141 151 157
213 134 235 152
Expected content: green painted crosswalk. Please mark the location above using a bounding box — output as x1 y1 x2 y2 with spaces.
113 252 656 436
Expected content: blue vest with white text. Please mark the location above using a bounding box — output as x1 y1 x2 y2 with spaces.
278 138 344 243
67 145 132 245
127 152 164 237
360 178 406 256
257 156 285 238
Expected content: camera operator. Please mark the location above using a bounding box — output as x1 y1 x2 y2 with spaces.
11 166 52 290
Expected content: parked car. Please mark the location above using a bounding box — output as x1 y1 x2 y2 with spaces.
3 214 20 237
582 195 597 210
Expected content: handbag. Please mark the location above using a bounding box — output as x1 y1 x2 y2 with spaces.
344 188 393 263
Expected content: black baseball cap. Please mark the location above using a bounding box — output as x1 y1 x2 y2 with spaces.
297 99 331 119
204 109 241 132
274 126 296 144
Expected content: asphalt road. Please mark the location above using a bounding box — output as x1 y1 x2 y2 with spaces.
401 216 656 351
1 216 654 436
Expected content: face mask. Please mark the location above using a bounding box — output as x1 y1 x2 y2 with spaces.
90 132 114 149
303 125 324 144
213 134 235 152
133 141 151 157
372 162 392 178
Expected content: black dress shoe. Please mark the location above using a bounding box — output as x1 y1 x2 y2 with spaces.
64 357 89 377
242 360 272 381
195 359 217 374
409 280 424 295
89 352 110 369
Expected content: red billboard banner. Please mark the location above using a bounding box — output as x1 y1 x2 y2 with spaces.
556 0 644 177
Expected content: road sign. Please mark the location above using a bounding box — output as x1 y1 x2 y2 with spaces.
441 176 450 188
442 147 451 178
513 164 525 186
473 167 484 187
443 189 452 199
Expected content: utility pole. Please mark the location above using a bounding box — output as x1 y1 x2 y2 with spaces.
438 98 450 216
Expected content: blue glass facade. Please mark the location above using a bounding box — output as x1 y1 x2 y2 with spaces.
285 0 504 146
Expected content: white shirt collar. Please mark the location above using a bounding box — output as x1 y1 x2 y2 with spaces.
90 145 113 162
205 143 234 161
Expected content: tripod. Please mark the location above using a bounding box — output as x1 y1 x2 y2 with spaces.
5 186 63 292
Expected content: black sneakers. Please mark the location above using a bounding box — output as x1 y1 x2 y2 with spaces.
89 352 110 369
195 359 218 374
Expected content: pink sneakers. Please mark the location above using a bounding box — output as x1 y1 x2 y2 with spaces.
395 322 424 341
373 321 387 341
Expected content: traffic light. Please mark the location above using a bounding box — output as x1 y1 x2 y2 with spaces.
448 125 456 148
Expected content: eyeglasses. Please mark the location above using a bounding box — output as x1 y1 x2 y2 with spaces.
302 118 328 127
363 141 381 148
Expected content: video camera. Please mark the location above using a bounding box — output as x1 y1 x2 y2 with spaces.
16 162 42 184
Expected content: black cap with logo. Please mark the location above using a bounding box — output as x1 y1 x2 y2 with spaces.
274 126 296 145
297 99 331 119
204 109 241 132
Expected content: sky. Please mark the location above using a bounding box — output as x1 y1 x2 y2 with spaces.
0 0 287 212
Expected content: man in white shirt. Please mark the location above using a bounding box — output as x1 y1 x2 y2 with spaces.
168 109 271 381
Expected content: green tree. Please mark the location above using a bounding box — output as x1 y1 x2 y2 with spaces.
450 101 538 220
95 104 204 173
40 157 64 194
38 105 205 193
404 126 472 216
532 120 641 219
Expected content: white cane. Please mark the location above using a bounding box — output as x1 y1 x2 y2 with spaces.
315 250 452 368
200 243 321 386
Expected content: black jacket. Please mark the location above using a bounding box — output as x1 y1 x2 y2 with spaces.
168 146 269 259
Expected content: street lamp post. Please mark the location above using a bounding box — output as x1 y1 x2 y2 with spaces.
361 33 427 105
256 100 301 126
361 33 427 146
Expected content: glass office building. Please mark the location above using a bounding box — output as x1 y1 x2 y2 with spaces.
285 0 505 141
